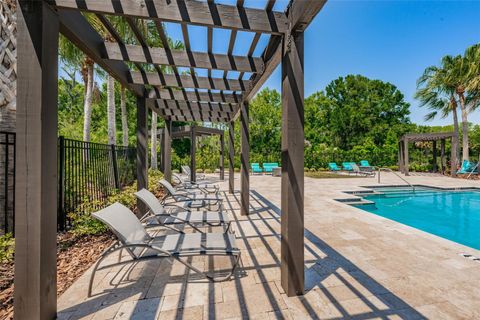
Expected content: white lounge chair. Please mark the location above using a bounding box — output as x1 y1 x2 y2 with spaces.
159 179 223 211
172 172 219 194
351 163 375 177
88 202 241 296
135 188 232 233
182 165 206 180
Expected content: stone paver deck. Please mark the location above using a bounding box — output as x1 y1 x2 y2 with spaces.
58 172 480 319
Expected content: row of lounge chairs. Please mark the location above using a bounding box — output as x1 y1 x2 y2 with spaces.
251 162 279 174
89 171 240 296
328 160 376 176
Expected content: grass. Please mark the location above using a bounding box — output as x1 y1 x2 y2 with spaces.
305 171 363 179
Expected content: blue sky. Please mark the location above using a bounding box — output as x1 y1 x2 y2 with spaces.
163 1 480 125
66 1 480 126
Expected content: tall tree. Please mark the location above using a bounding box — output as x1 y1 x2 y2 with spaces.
416 61 460 163
151 111 158 169
120 86 129 146
107 74 116 145
323 75 410 150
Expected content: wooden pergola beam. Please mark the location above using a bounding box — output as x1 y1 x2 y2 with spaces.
57 9 144 96
104 42 264 73
154 99 239 113
163 114 231 123
154 107 234 119
50 0 289 34
148 88 242 103
130 71 250 91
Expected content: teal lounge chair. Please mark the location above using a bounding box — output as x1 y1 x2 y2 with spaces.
263 162 279 174
328 163 341 171
251 163 263 174
341 162 355 172
359 160 375 172
457 160 479 175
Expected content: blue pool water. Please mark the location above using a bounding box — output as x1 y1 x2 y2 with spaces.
352 187 480 250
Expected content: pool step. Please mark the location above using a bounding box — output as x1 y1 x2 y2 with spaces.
337 198 375 206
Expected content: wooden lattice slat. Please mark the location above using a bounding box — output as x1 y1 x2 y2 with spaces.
0 0 16 112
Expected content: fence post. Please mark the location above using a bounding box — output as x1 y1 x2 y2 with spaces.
58 136 66 231
111 144 120 189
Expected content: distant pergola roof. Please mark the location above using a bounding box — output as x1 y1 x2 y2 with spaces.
50 0 325 123
158 125 224 139
400 132 457 142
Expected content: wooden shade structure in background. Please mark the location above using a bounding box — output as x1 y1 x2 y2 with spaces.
399 132 458 176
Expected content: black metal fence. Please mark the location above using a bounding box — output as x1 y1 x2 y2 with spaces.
58 137 136 230
0 132 15 235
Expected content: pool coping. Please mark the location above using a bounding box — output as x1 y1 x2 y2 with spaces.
334 184 480 254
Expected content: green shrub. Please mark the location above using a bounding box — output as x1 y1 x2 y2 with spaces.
69 170 164 237
204 169 212 174
309 168 316 172
196 169 204 173
0 233 14 263
234 167 240 172
173 169 179 173
304 168 310 172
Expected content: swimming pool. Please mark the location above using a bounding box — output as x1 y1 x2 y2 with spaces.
351 186 480 250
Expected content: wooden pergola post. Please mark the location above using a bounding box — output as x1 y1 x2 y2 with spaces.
136 96 148 214
228 122 235 194
281 27 305 296
220 132 225 180
159 131 165 172
164 119 172 182
432 140 437 173
15 2 59 318
190 125 197 182
404 139 410 176
441 139 446 174
398 141 404 173
240 102 250 215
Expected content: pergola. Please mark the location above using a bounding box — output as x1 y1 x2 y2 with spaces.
158 125 225 182
15 0 325 318
399 132 458 176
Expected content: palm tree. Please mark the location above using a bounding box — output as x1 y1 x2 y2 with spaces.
442 55 471 161
107 74 116 145
150 110 158 169
120 86 129 146
59 34 96 142
416 63 460 165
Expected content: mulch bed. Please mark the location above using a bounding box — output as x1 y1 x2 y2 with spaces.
0 232 115 320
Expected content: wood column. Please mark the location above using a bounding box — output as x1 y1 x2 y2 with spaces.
136 96 148 214
15 2 59 318
441 139 446 174
398 141 404 173
220 133 225 180
240 102 250 215
190 126 196 182
164 119 172 182
432 140 437 173
159 131 165 172
228 122 235 194
281 29 305 296
404 139 409 176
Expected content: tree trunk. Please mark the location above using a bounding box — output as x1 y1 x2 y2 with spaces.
82 61 94 142
120 86 128 146
151 111 158 170
451 97 460 167
458 93 469 161
107 75 116 145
